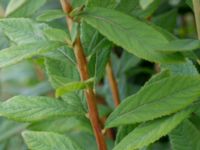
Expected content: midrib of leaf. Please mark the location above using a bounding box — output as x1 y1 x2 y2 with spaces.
108 76 200 123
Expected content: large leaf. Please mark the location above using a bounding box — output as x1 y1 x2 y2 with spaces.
113 108 193 150
80 7 184 63
0 96 84 122
0 18 49 44
22 131 84 150
170 120 200 150
0 41 62 68
5 0 46 17
106 75 200 127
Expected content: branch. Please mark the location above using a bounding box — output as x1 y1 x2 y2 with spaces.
106 61 120 107
59 1 107 150
193 0 200 39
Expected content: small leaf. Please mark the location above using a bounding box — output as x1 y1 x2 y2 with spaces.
0 41 62 68
113 108 193 150
0 96 84 122
139 0 154 9
80 7 184 63
44 28 72 45
106 75 200 127
22 131 84 150
56 78 94 97
37 9 66 22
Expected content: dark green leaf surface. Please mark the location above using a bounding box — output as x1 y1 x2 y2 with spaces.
106 75 200 127
80 7 184 63
113 108 193 150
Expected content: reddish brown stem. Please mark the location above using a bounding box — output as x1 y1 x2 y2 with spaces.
60 1 107 150
106 61 120 107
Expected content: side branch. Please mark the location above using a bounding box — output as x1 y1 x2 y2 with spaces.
106 61 120 107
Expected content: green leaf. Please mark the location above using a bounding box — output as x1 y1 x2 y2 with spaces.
28 116 92 134
113 108 193 150
106 75 200 128
0 41 62 68
44 28 72 45
37 9 66 22
22 131 84 150
56 78 94 97
155 39 200 52
0 18 50 44
139 0 154 9
80 7 184 63
5 0 46 17
0 96 84 122
170 120 200 150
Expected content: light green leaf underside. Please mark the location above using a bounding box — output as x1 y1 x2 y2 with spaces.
0 41 62 68
106 75 200 127
113 108 193 150
22 131 84 150
28 116 92 134
56 78 93 97
0 96 84 122
80 7 184 63
6 0 46 17
170 120 200 150
155 39 200 52
0 18 49 44
37 9 66 22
